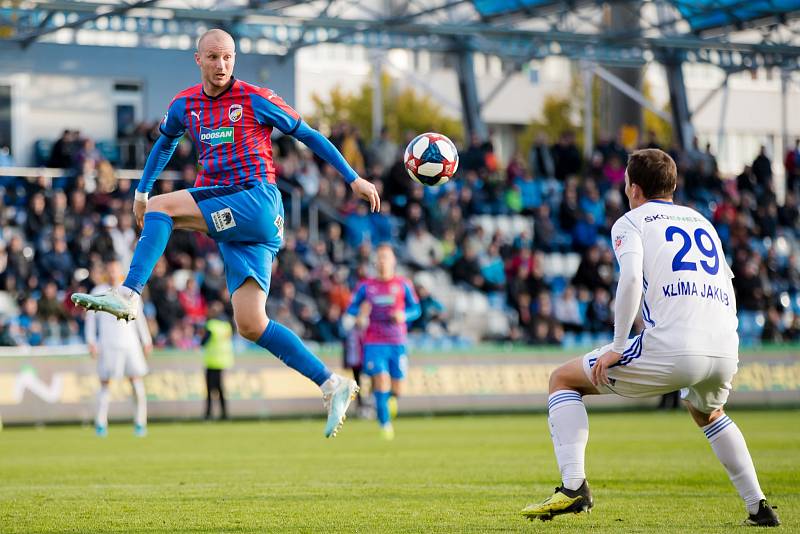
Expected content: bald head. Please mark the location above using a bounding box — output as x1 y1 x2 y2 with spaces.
194 29 236 95
197 29 235 54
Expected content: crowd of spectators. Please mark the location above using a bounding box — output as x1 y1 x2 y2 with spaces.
1 121 799 349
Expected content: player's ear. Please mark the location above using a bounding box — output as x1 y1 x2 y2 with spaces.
194 52 201 66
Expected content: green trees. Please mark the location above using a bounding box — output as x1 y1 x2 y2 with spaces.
309 74 463 144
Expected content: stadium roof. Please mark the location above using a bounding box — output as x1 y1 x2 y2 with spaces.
472 0 800 34
3 0 800 70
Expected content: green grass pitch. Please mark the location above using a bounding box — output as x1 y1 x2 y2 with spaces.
1 410 797 533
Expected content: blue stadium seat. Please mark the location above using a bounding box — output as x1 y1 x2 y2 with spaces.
737 310 764 347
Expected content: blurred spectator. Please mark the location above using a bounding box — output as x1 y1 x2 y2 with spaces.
602 154 625 188
368 127 399 171
514 172 543 214
47 130 78 168
345 203 372 248
462 133 487 173
179 277 207 325
406 224 443 270
552 131 582 181
533 205 557 252
452 243 484 290
411 284 447 334
761 307 784 344
315 304 346 343
75 138 104 172
733 260 767 311
784 138 800 194
529 293 564 345
4 120 798 349
573 246 606 292
553 285 582 332
340 124 366 175
528 133 555 180
752 146 772 191
39 237 74 289
480 243 506 293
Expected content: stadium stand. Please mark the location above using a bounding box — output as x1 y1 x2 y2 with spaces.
0 122 799 350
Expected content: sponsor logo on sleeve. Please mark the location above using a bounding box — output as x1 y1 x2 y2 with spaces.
614 233 626 251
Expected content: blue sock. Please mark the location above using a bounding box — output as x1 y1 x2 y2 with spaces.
257 321 332 386
123 211 173 294
375 391 391 426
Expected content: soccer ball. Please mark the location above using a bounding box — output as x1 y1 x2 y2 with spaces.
404 132 459 186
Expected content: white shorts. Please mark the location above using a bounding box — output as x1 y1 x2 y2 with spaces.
97 347 148 381
582 333 738 413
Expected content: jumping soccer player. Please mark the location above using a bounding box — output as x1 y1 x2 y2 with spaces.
345 244 420 440
521 149 780 527
85 260 152 437
71 29 380 438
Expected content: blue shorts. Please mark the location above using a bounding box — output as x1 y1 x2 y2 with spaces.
189 182 284 294
363 344 408 379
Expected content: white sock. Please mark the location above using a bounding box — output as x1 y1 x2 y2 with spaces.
320 373 342 394
132 378 147 427
96 384 110 427
548 390 589 491
702 414 765 515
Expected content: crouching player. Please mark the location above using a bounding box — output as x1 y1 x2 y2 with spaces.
345 244 420 439
85 260 152 437
521 149 779 527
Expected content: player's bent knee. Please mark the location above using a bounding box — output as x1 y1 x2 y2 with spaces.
145 194 172 214
372 373 391 392
686 402 724 427
548 358 596 395
548 362 575 393
235 319 266 342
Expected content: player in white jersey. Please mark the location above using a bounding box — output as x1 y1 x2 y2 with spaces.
521 149 779 527
85 260 152 437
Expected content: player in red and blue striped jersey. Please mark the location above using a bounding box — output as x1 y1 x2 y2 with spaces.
344 245 421 439
72 29 379 439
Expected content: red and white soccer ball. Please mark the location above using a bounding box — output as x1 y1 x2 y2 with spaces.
404 132 459 187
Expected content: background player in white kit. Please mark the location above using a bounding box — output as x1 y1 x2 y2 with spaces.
521 149 780 527
85 260 152 437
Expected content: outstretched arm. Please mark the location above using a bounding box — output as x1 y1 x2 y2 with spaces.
133 135 181 227
250 88 381 211
292 121 380 212
137 135 182 195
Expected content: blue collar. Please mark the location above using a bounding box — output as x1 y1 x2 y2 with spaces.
647 199 673 205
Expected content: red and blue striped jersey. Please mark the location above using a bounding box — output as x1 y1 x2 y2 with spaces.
159 78 300 187
347 276 420 345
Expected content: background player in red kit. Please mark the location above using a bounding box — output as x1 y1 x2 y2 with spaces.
72 29 380 439
344 245 421 439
